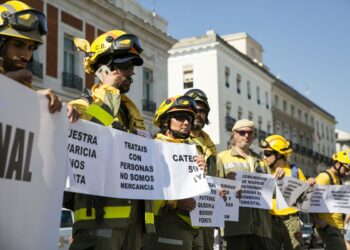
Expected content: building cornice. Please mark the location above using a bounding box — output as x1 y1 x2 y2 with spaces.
273 79 336 122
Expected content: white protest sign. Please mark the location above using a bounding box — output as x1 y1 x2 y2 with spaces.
276 176 309 209
65 120 210 200
220 178 241 221
308 185 350 213
190 176 226 227
235 171 275 209
0 75 68 250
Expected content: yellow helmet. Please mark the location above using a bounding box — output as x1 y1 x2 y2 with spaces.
74 29 143 74
260 134 293 156
332 150 350 169
154 95 197 127
0 1 47 44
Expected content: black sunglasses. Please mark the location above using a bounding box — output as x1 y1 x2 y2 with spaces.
109 62 133 71
236 130 254 136
263 151 275 157
172 113 193 123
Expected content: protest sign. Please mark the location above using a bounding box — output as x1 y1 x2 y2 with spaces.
308 185 350 213
220 178 241 221
190 177 226 227
65 120 210 200
235 171 275 209
276 176 309 209
0 76 68 250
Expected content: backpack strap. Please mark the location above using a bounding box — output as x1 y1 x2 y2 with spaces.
290 164 299 179
319 171 335 185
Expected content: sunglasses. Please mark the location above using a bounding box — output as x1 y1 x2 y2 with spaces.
196 108 208 114
172 113 193 123
236 130 254 136
109 62 133 71
263 151 275 157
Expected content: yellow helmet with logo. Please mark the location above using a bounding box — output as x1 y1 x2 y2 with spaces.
154 95 197 128
260 134 293 156
332 150 350 169
0 1 47 44
74 29 143 74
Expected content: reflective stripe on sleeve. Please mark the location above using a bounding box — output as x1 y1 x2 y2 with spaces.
84 103 114 126
145 212 154 224
158 237 183 246
74 206 131 222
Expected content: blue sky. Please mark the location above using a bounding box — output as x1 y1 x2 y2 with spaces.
138 0 350 132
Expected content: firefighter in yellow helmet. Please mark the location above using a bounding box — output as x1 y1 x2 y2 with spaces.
185 89 217 250
260 134 315 250
0 1 75 117
312 150 350 250
142 95 208 250
65 30 154 250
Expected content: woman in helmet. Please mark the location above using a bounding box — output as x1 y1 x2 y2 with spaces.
142 95 207 250
260 134 315 250
0 1 69 116
313 150 350 250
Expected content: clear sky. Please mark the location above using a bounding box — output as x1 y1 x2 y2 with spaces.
138 0 350 132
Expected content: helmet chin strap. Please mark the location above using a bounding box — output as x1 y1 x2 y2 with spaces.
169 128 190 139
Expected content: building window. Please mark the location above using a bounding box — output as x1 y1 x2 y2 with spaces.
257 86 261 105
298 109 302 120
247 81 251 99
236 74 241 94
290 105 295 117
225 67 230 88
321 124 324 138
226 101 232 115
237 106 243 120
283 100 287 112
274 95 279 107
265 92 269 109
183 65 193 89
305 113 308 124
142 68 156 113
267 122 271 134
63 35 82 91
326 127 329 140
258 116 262 130
248 111 253 121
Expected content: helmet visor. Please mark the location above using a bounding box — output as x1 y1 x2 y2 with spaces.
172 96 198 113
3 9 47 35
111 34 143 54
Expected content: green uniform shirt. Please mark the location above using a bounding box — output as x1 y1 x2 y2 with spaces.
217 146 272 238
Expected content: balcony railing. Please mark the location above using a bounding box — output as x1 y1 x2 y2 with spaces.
142 99 156 113
225 116 236 132
27 60 43 79
62 72 83 91
307 149 313 157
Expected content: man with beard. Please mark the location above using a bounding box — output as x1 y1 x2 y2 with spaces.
312 150 350 250
0 1 77 119
66 30 155 250
185 89 217 250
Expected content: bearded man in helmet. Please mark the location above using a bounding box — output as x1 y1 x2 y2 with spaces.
260 134 315 250
184 89 217 250
142 95 208 250
0 0 77 120
65 30 155 250
312 150 350 250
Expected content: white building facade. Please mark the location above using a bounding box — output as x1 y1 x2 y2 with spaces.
168 30 274 152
